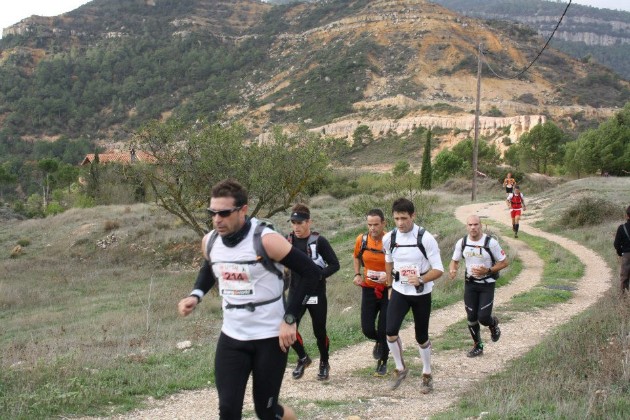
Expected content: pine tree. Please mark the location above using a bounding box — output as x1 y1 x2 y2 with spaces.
420 130 432 190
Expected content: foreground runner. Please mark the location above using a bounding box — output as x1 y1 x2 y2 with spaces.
449 215 509 357
383 198 444 394
177 179 320 420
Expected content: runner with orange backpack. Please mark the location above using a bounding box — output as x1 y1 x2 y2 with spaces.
352 208 389 376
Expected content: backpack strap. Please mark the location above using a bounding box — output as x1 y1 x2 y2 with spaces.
623 224 630 242
416 227 427 260
287 231 320 259
307 232 320 259
483 235 496 267
253 223 283 279
390 227 428 260
461 234 498 282
358 232 384 267
207 223 283 279
206 231 219 260
357 233 368 267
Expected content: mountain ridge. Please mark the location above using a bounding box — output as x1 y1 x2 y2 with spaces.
0 0 628 148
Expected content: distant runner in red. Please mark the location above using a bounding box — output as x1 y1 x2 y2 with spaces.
506 185 526 238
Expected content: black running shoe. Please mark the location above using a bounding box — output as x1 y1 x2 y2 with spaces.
489 317 501 342
374 359 387 377
317 361 330 381
292 355 312 379
467 343 484 358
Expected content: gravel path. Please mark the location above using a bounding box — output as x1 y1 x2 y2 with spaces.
90 200 612 419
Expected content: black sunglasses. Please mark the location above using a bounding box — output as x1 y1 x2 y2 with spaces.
206 206 242 218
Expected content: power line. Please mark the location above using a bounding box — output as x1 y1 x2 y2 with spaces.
480 0 572 80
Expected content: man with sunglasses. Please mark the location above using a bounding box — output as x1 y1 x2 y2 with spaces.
178 179 320 420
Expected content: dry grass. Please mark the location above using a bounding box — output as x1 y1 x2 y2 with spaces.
1 177 629 418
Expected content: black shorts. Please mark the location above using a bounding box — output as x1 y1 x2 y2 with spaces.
506 186 513 194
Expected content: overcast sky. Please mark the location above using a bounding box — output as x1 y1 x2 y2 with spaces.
1 0 629 39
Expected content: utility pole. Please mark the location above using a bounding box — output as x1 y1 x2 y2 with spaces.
472 43 482 202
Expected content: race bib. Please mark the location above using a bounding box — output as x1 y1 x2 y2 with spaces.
306 296 319 305
366 269 386 282
398 264 419 285
214 263 254 296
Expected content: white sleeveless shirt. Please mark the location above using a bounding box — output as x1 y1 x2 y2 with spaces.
204 221 285 341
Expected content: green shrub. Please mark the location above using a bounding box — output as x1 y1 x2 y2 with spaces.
74 194 95 208
45 202 65 216
558 197 620 228
103 220 121 232
17 238 31 247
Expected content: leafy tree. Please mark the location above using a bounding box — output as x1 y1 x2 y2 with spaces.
592 103 630 175
392 161 410 177
420 130 432 190
516 121 566 174
563 131 598 178
433 149 467 183
452 138 501 168
132 119 330 237
352 125 373 148
561 103 630 176
56 163 80 193
0 163 18 202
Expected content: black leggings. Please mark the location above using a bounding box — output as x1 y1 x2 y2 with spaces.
290 288 329 362
386 290 431 345
464 281 496 326
215 332 286 420
361 286 389 360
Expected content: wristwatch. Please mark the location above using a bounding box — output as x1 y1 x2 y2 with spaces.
283 313 297 325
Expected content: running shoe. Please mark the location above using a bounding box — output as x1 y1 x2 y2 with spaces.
389 367 409 390
292 355 312 379
420 373 433 394
467 342 484 358
374 359 387 377
489 316 501 342
317 361 330 381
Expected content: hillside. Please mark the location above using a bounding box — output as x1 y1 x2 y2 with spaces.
2 177 628 419
433 0 630 80
0 0 628 153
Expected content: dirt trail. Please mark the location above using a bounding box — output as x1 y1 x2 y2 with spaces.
98 201 612 419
